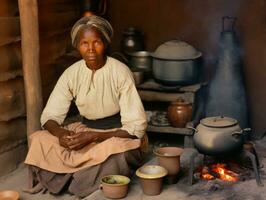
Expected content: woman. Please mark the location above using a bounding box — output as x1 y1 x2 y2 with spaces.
24 16 147 198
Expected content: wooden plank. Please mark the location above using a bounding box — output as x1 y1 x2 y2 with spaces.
40 27 71 38
147 124 193 135
39 0 75 5
39 2 79 13
138 90 195 103
0 142 27 176
39 11 79 32
40 33 71 64
0 78 26 121
0 69 23 82
137 79 202 92
18 0 43 143
0 118 26 141
0 0 19 17
0 41 22 73
0 17 20 46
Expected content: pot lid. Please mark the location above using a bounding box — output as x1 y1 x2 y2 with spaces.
200 116 238 128
151 40 202 60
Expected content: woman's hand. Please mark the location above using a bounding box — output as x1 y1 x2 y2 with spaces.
66 131 98 151
57 129 75 149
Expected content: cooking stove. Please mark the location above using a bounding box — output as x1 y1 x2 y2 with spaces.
187 142 264 186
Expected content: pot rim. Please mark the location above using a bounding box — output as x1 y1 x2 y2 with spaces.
101 175 130 186
136 165 168 179
127 51 151 57
151 52 202 61
153 147 184 157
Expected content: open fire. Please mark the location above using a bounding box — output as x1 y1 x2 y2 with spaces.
200 163 239 182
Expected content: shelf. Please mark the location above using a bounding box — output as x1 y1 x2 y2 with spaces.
137 79 203 103
147 124 193 136
138 90 194 102
137 79 202 92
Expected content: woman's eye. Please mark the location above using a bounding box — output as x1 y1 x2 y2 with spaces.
95 40 103 45
80 41 88 45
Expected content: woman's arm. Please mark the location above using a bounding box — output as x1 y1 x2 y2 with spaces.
43 120 74 149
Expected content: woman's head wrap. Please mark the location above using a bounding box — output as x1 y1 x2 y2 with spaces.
71 15 113 48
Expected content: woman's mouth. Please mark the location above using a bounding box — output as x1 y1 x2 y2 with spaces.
86 54 97 61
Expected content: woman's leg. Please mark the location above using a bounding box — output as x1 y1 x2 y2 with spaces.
68 148 143 198
26 166 72 194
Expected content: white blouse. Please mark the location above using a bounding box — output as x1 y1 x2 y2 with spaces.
41 56 147 138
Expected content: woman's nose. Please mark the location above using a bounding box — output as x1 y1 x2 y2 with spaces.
88 43 95 52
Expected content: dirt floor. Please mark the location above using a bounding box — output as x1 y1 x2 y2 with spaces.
1 134 266 200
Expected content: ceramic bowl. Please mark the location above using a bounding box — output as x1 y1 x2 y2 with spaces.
0 190 19 200
100 175 130 199
136 165 167 195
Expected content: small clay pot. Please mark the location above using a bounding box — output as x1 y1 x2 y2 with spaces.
154 147 184 184
0 190 19 200
136 165 167 196
167 97 193 128
100 175 130 199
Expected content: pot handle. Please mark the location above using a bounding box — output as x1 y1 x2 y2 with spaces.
99 184 103 190
187 126 198 134
231 128 251 138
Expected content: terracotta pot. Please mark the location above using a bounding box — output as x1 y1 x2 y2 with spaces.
153 147 184 184
100 175 130 199
136 165 167 196
0 190 19 200
167 98 193 127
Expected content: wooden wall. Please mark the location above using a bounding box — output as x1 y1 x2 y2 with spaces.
38 0 80 102
0 0 27 176
0 0 80 176
107 0 266 139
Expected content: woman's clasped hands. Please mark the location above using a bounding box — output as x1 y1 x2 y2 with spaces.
58 130 97 151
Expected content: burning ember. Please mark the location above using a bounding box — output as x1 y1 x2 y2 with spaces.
200 163 239 182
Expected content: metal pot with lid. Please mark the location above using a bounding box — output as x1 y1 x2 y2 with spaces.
151 40 202 86
191 116 251 156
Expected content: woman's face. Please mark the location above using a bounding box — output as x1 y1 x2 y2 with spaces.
77 27 106 70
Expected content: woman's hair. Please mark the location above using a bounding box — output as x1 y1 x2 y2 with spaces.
71 16 113 49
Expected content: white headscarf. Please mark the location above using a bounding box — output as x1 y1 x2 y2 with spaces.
71 16 113 48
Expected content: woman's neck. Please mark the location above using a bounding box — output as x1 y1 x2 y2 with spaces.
86 56 107 70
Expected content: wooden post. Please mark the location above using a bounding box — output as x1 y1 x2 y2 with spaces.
18 0 43 145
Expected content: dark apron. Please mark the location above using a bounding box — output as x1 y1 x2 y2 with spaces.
82 113 122 129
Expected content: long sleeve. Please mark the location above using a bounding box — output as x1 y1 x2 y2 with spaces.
118 68 147 138
40 70 73 126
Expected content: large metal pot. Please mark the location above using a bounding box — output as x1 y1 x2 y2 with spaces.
192 116 250 156
151 40 202 86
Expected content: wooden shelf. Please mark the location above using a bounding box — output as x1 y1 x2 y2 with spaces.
137 79 202 92
147 124 193 135
137 79 202 103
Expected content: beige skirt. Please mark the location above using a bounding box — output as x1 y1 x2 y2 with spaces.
29 149 144 198
25 122 146 173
